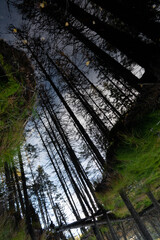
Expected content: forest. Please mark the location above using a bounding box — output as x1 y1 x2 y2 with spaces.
0 0 160 239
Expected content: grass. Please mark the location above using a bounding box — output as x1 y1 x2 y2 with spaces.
0 47 35 166
0 215 31 240
0 215 13 240
96 110 160 217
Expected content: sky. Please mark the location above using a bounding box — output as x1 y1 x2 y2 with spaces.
0 0 23 42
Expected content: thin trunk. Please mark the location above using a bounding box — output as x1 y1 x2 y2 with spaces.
146 191 160 215
28 161 47 228
46 187 60 225
42 89 104 172
18 149 35 240
42 103 97 212
39 91 98 211
4 162 15 212
103 211 119 240
56 204 75 240
92 216 103 240
34 120 83 219
120 190 153 240
38 108 90 218
13 165 25 216
10 168 20 215
120 222 127 240
39 189 50 227
105 232 111 240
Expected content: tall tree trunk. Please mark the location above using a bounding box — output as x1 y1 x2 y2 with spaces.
10 168 21 216
120 190 153 240
34 120 84 219
92 215 103 240
56 203 74 240
18 149 35 240
4 162 15 212
120 222 127 240
103 211 119 240
46 187 60 225
146 191 160 215
42 103 97 212
28 161 47 228
38 106 97 213
38 107 90 218
13 165 25 216
39 90 99 211
41 89 105 171
39 189 50 227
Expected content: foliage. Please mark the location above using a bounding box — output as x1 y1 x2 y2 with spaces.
0 45 35 166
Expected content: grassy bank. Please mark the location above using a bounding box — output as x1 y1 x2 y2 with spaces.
0 40 35 166
96 110 160 217
0 215 30 240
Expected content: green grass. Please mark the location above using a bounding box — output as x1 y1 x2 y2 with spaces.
0 54 35 166
116 110 160 187
0 215 13 240
0 215 31 240
96 110 160 217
